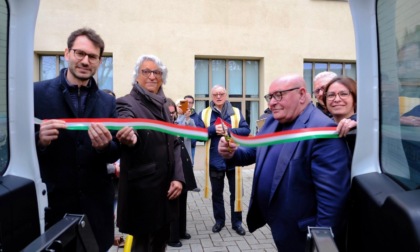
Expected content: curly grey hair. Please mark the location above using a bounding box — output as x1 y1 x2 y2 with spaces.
132 54 168 84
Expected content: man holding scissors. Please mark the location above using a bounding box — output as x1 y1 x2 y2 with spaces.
218 74 351 251
196 85 250 236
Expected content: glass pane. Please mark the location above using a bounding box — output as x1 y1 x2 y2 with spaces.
330 63 343 76
40 56 57 81
303 62 313 93
211 59 226 87
98 57 113 90
0 0 8 174
314 63 328 76
378 0 420 189
245 60 259 98
246 101 259 136
59 55 68 70
195 100 208 115
345 63 357 80
195 59 209 97
228 60 242 96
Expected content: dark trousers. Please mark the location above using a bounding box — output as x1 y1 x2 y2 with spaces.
131 224 169 252
169 192 188 242
210 169 242 228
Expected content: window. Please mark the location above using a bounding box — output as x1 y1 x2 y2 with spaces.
195 58 260 135
39 55 114 90
0 0 9 174
303 61 357 93
378 0 420 189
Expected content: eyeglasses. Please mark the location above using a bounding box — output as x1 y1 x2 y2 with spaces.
313 86 325 95
264 87 300 103
326 91 351 101
212 93 225 98
71 49 100 64
141 69 163 78
212 93 226 98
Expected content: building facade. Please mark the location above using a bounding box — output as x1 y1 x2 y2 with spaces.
34 0 355 134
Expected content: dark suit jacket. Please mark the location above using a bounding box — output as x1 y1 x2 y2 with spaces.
232 103 351 252
179 138 197 192
116 85 185 235
34 68 120 251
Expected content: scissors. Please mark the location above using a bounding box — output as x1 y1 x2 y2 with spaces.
221 123 232 152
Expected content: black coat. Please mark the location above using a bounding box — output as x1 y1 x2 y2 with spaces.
116 85 185 236
34 68 120 251
179 138 197 192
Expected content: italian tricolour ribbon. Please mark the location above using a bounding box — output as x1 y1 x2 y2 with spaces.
230 127 339 147
34 117 208 141
35 118 339 147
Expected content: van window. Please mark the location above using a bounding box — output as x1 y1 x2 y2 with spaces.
0 0 9 175
378 0 420 189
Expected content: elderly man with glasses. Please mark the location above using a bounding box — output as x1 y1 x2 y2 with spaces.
312 71 337 116
196 85 250 236
115 54 184 252
218 74 351 252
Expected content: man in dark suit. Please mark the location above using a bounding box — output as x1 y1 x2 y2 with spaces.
115 54 184 252
218 74 351 251
34 28 120 251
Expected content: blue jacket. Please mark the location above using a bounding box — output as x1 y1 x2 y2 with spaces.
34 68 120 251
189 109 200 148
197 101 250 171
231 103 351 252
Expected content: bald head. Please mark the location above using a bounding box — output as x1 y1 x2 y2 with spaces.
268 74 310 123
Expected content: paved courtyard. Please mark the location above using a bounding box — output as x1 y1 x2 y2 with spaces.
110 146 277 251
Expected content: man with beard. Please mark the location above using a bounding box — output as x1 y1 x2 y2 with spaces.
34 28 119 251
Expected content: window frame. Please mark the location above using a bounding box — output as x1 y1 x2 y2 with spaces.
194 58 261 135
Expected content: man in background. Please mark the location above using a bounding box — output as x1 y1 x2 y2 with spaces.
196 85 250 236
312 71 337 116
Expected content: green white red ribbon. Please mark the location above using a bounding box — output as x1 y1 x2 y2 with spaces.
35 118 339 147
35 118 209 141
230 127 339 147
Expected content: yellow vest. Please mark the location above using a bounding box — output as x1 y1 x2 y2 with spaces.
201 106 243 212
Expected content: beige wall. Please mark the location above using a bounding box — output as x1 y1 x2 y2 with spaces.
34 0 355 113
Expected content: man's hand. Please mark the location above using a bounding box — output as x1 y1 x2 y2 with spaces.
336 118 357 137
215 124 227 136
218 136 237 159
38 119 67 147
400 116 420 126
88 123 113 150
167 180 183 200
177 106 184 115
116 126 137 147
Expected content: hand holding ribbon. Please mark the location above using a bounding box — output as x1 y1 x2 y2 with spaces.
116 126 137 147
37 119 67 147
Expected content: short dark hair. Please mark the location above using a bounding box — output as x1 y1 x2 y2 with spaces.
67 27 105 57
184 95 194 102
